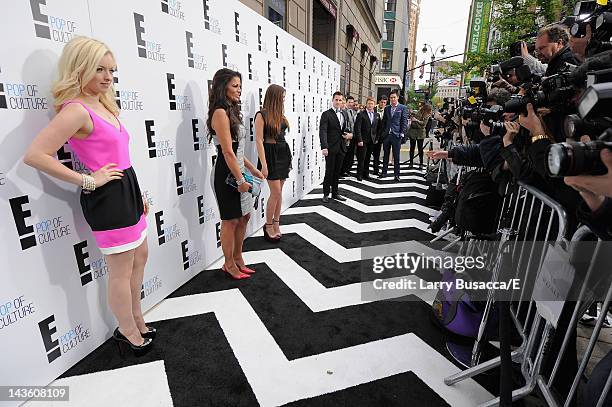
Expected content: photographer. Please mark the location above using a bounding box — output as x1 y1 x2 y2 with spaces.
521 41 548 76
505 102 582 233
535 24 580 75
427 89 511 232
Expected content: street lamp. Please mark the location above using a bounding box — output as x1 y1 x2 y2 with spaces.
421 43 446 101
401 48 409 105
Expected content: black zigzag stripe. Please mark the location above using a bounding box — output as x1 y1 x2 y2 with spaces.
287 200 432 224
61 313 259 407
166 262 499 395
242 234 442 288
279 213 433 247
285 371 449 406
306 188 427 206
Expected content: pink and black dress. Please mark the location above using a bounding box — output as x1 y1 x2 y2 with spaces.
64 100 147 255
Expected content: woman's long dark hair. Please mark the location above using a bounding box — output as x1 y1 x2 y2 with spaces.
207 68 242 142
262 84 289 139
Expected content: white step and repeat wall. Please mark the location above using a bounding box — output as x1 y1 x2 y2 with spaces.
0 0 339 399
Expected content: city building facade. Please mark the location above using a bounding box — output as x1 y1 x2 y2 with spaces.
436 78 461 100
407 0 421 77
374 0 420 102
240 0 384 103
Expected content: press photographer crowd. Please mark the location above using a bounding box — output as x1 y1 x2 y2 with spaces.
408 1 612 405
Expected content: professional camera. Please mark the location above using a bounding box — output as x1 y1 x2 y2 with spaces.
569 0 612 55
546 128 612 176
546 82 612 176
504 63 577 115
564 113 612 139
509 39 535 58
490 56 525 84
478 105 507 136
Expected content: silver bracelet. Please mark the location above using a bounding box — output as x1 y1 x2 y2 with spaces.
236 176 246 186
82 174 96 191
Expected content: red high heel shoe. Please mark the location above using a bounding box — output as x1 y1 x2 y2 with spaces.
221 265 251 280
239 265 256 274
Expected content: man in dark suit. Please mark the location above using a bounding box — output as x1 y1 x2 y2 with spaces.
353 97 381 180
319 91 352 203
380 90 409 181
340 95 359 177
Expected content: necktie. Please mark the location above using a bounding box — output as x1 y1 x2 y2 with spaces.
391 106 396 116
369 111 373 124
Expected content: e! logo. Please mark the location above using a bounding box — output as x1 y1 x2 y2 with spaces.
134 13 147 58
197 195 204 224
145 120 156 158
38 315 61 363
30 0 50 39
73 240 92 286
166 73 176 110
9 196 36 250
174 163 183 195
186 31 194 68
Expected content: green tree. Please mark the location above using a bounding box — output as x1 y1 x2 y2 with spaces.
441 0 571 80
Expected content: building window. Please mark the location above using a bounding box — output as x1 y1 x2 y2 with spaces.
383 21 395 41
381 49 393 72
384 0 396 12
265 0 286 29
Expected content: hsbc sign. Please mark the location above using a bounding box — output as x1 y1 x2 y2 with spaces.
374 75 402 88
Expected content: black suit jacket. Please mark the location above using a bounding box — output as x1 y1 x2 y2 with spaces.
354 110 381 145
319 108 350 153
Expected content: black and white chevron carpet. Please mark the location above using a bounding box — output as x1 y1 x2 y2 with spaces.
46 163 501 407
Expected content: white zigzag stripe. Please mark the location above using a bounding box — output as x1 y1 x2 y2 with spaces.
33 361 174 407
307 183 427 200
282 206 431 232
144 250 492 406
293 196 438 216
341 177 429 189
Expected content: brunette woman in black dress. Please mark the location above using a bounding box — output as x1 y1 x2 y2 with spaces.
209 69 264 279
255 84 292 242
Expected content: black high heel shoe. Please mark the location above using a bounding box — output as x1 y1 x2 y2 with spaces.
263 223 280 243
113 328 153 357
140 326 157 339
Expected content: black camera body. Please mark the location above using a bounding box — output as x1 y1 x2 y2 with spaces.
546 81 612 177
504 64 577 115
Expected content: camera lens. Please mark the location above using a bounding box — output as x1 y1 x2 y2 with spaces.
546 141 611 177
546 143 570 177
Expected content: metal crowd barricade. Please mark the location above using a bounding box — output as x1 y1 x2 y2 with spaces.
443 182 612 406
537 230 610 407
443 182 567 404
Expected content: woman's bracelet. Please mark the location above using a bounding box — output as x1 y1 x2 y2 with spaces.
82 174 96 191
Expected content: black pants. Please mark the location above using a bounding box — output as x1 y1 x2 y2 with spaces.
356 142 372 179
371 141 382 174
323 148 346 196
341 138 356 175
382 136 402 177
409 138 424 166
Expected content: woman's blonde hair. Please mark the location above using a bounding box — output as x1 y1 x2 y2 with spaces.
53 36 118 115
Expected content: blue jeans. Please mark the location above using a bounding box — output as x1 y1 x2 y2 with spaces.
382 135 402 177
